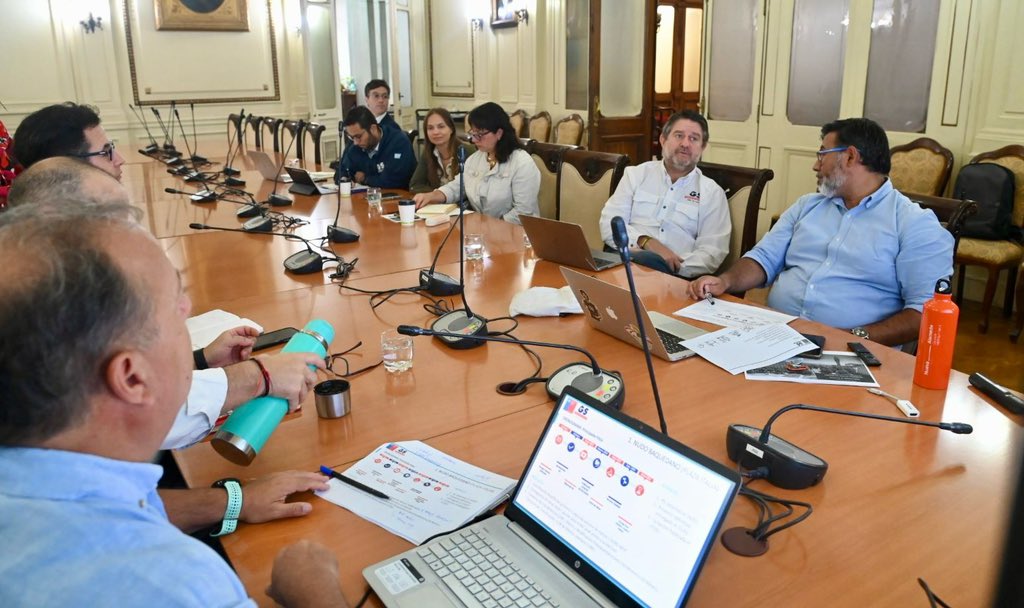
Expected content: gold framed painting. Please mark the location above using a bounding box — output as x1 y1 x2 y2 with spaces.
155 0 249 32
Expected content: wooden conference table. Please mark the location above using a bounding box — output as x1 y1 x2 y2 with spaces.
131 151 1022 607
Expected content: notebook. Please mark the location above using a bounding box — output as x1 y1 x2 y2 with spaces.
560 267 707 362
249 150 335 183
363 386 740 608
520 215 623 271
285 166 340 196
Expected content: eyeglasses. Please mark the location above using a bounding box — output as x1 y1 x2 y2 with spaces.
75 142 116 162
815 146 848 160
467 129 492 140
325 341 382 378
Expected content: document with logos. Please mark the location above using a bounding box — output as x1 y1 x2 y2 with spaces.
674 298 797 329
681 323 817 375
316 441 517 544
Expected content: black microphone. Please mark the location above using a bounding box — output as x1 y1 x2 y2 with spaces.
165 186 217 203
150 106 175 152
726 403 974 490
397 325 625 408
268 119 304 206
128 105 159 154
188 222 324 273
189 103 208 164
172 109 213 184
222 107 245 177
430 145 488 349
969 372 1024 414
610 215 668 434
418 215 463 296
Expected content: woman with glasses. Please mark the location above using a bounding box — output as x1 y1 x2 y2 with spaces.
409 108 476 194
412 102 539 224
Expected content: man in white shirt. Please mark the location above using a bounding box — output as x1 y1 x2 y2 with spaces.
599 110 731 278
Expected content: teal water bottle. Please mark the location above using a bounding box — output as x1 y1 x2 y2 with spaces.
211 319 334 465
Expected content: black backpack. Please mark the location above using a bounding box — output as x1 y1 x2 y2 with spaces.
953 162 1021 241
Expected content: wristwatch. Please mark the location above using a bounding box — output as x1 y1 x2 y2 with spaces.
850 327 870 340
210 477 243 537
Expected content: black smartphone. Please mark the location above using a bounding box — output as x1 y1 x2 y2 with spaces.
800 333 826 358
253 327 298 351
380 193 401 200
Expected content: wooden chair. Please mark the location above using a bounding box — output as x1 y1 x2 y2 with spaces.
954 145 1024 333
526 141 578 220
553 114 585 147
280 119 305 159
246 115 263 150
697 162 775 280
889 137 955 196
227 113 245 147
508 110 529 138
528 111 552 143
261 117 283 153
302 122 327 166
557 149 629 249
909 194 979 258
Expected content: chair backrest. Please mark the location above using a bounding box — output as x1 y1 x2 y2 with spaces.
526 141 577 219
889 137 954 197
553 114 585 147
508 110 529 138
697 161 775 271
246 115 263 150
971 144 1024 228
557 149 629 248
227 113 245 147
280 119 305 159
909 194 979 257
261 117 283 152
302 122 326 166
528 111 552 142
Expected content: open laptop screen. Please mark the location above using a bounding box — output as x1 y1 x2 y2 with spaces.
507 389 738 607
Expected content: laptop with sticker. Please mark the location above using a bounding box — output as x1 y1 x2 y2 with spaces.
363 386 740 608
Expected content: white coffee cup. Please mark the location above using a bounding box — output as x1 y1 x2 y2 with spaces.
339 179 351 196
398 200 417 225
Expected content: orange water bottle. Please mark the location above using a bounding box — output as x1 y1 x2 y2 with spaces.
913 278 959 389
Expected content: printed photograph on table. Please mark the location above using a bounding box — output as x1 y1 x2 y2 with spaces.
155 0 249 31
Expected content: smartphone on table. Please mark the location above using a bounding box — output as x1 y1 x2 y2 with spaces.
253 327 298 351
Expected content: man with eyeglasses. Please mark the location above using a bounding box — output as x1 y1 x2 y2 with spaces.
12 102 126 181
689 118 953 347
337 106 415 188
364 79 399 133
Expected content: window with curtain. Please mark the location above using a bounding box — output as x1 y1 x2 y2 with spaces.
786 0 849 126
707 0 757 121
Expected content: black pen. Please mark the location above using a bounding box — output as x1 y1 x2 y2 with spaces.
319 465 390 500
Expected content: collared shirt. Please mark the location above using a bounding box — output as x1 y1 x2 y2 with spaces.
437 148 540 225
0 447 254 607
744 179 954 329
163 367 228 450
599 161 731 277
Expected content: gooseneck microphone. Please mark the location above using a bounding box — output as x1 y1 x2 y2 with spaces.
418 215 463 296
222 107 245 177
172 109 212 184
611 215 668 434
267 120 302 206
430 146 488 349
150 105 177 153
188 222 324 273
128 105 159 154
397 325 625 408
165 186 216 203
189 103 208 164
726 403 973 490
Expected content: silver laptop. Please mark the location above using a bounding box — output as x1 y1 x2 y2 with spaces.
284 166 340 196
364 387 740 608
249 150 334 183
520 215 622 271
561 267 707 362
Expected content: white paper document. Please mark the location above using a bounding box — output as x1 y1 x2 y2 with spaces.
186 309 262 349
680 323 817 375
743 351 879 387
316 441 517 544
674 299 797 329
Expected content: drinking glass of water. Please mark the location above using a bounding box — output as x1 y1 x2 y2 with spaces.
464 233 485 260
381 329 414 373
367 187 382 213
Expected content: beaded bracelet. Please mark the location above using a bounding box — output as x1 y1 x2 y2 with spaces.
251 358 272 398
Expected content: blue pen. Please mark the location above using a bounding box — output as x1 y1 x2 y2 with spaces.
319 465 390 500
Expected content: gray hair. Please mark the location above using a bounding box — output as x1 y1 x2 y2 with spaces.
7 157 128 209
0 204 153 445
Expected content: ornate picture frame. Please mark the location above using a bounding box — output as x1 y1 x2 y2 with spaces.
491 0 518 29
154 0 249 32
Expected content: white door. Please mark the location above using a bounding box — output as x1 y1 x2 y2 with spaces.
301 0 343 164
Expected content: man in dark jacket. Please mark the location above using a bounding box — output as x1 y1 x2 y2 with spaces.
338 106 415 189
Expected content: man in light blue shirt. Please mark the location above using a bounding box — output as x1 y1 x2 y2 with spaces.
690 118 953 346
0 204 348 607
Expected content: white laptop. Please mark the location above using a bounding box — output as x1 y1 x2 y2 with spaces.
520 215 623 271
363 387 740 608
248 150 334 183
561 267 707 362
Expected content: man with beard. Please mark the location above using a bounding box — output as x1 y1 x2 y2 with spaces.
688 118 953 347
599 110 730 278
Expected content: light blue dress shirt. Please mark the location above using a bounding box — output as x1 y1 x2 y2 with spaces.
744 180 953 330
0 447 255 607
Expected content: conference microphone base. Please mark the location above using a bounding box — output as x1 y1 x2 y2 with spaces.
283 250 324 274
265 193 293 207
242 216 273 232
223 166 241 176
726 424 829 490
190 190 217 203
236 204 263 218
225 176 246 187
419 269 463 296
327 225 360 243
430 311 488 349
544 363 625 409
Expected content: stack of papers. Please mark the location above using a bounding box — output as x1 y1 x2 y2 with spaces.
416 203 459 216
317 441 517 544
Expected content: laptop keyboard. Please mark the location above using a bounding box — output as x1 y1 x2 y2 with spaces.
656 328 689 354
416 528 558 608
